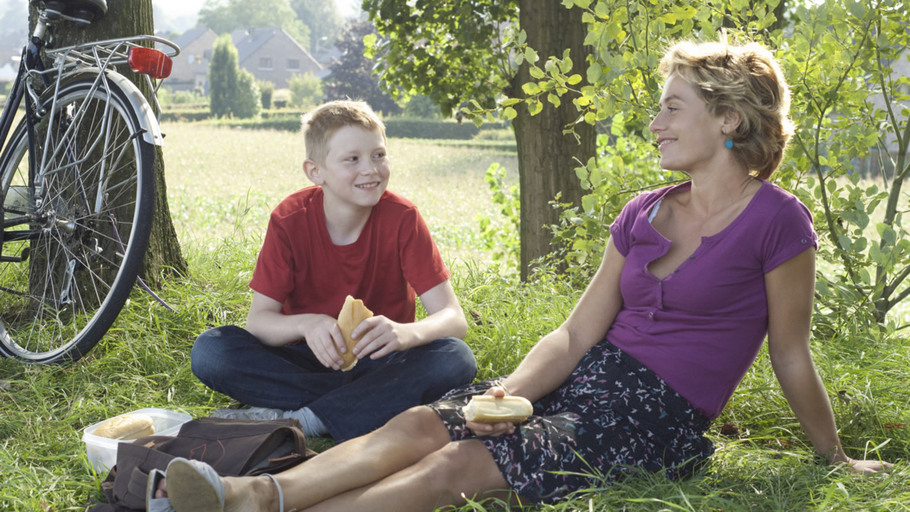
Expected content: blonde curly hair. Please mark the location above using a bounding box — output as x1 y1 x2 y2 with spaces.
658 38 794 179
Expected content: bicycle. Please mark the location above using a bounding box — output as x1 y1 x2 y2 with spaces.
0 0 179 363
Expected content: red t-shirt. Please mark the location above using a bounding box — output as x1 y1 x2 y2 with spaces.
250 187 450 325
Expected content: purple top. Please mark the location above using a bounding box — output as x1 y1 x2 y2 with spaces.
607 180 817 418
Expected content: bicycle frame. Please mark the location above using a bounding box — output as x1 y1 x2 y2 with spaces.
0 10 179 246
0 4 180 362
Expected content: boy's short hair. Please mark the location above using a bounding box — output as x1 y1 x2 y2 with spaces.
303 100 387 165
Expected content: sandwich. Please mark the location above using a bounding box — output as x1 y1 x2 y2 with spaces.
336 295 374 371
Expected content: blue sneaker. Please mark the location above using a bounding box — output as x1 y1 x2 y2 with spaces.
209 406 283 421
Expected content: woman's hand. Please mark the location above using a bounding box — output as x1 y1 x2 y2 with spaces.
465 386 519 437
841 457 893 474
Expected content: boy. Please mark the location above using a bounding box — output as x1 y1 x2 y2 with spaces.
191 100 477 441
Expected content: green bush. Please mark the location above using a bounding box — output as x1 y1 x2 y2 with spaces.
160 108 210 122
158 88 206 107
288 72 323 108
472 128 514 141
209 34 239 118
215 114 303 131
401 94 442 119
258 80 274 109
383 118 510 140
233 69 261 119
157 113 515 142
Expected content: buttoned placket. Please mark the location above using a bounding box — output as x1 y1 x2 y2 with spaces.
649 257 690 321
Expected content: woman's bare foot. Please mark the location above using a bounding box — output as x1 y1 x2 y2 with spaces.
222 476 282 512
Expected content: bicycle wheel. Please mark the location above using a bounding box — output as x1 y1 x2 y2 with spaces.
0 74 155 363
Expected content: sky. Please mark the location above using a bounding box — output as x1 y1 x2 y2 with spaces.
150 0 360 19
0 0 362 28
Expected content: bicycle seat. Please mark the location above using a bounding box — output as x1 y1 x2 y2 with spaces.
31 0 108 23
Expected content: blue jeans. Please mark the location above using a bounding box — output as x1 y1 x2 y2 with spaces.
191 325 477 441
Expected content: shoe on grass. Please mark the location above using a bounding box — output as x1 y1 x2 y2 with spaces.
210 406 283 421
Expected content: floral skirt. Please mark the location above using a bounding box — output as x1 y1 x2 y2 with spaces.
427 340 715 504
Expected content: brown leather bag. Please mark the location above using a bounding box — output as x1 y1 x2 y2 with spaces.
89 417 315 512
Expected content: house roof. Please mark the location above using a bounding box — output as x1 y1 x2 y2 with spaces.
230 27 321 71
155 27 216 55
173 27 215 49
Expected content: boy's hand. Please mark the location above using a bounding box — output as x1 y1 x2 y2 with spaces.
349 315 413 361
300 314 347 369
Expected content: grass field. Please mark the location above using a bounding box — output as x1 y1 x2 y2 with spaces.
161 122 519 267
0 123 907 511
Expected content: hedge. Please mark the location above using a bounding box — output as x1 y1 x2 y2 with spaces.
158 110 511 141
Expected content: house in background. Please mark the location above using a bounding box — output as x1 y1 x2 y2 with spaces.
231 27 324 88
162 27 217 92
0 60 16 84
161 27 324 93
0 43 21 94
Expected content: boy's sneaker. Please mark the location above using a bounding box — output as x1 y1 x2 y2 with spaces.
210 406 283 421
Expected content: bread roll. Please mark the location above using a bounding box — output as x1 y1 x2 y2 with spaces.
336 295 373 371
462 395 533 424
93 413 155 440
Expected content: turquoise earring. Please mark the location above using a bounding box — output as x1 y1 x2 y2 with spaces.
724 139 734 149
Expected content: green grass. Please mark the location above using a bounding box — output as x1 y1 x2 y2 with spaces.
0 124 907 511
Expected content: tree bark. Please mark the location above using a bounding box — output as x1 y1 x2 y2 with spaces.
513 1 595 280
36 0 188 283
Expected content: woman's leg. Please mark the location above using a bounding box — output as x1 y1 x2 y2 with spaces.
209 406 453 511
304 438 510 512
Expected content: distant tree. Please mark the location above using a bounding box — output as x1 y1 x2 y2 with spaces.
323 20 400 115
402 95 442 119
259 80 275 109
234 69 262 118
199 0 310 47
290 0 343 54
288 72 324 108
209 35 261 119
0 0 28 42
209 34 239 118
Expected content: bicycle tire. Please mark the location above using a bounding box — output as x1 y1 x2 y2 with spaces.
0 74 155 363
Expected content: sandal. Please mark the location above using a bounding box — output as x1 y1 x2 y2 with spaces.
145 468 174 512
166 457 225 512
263 473 284 512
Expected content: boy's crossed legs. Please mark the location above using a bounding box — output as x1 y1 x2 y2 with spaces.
191 325 477 440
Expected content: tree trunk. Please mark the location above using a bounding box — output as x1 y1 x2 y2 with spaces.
35 0 188 283
513 1 595 280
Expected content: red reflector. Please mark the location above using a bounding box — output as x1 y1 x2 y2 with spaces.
128 47 173 79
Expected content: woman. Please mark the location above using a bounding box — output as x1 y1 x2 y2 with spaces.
151 38 891 512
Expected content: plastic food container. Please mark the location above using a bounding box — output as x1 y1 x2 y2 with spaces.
82 407 192 472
